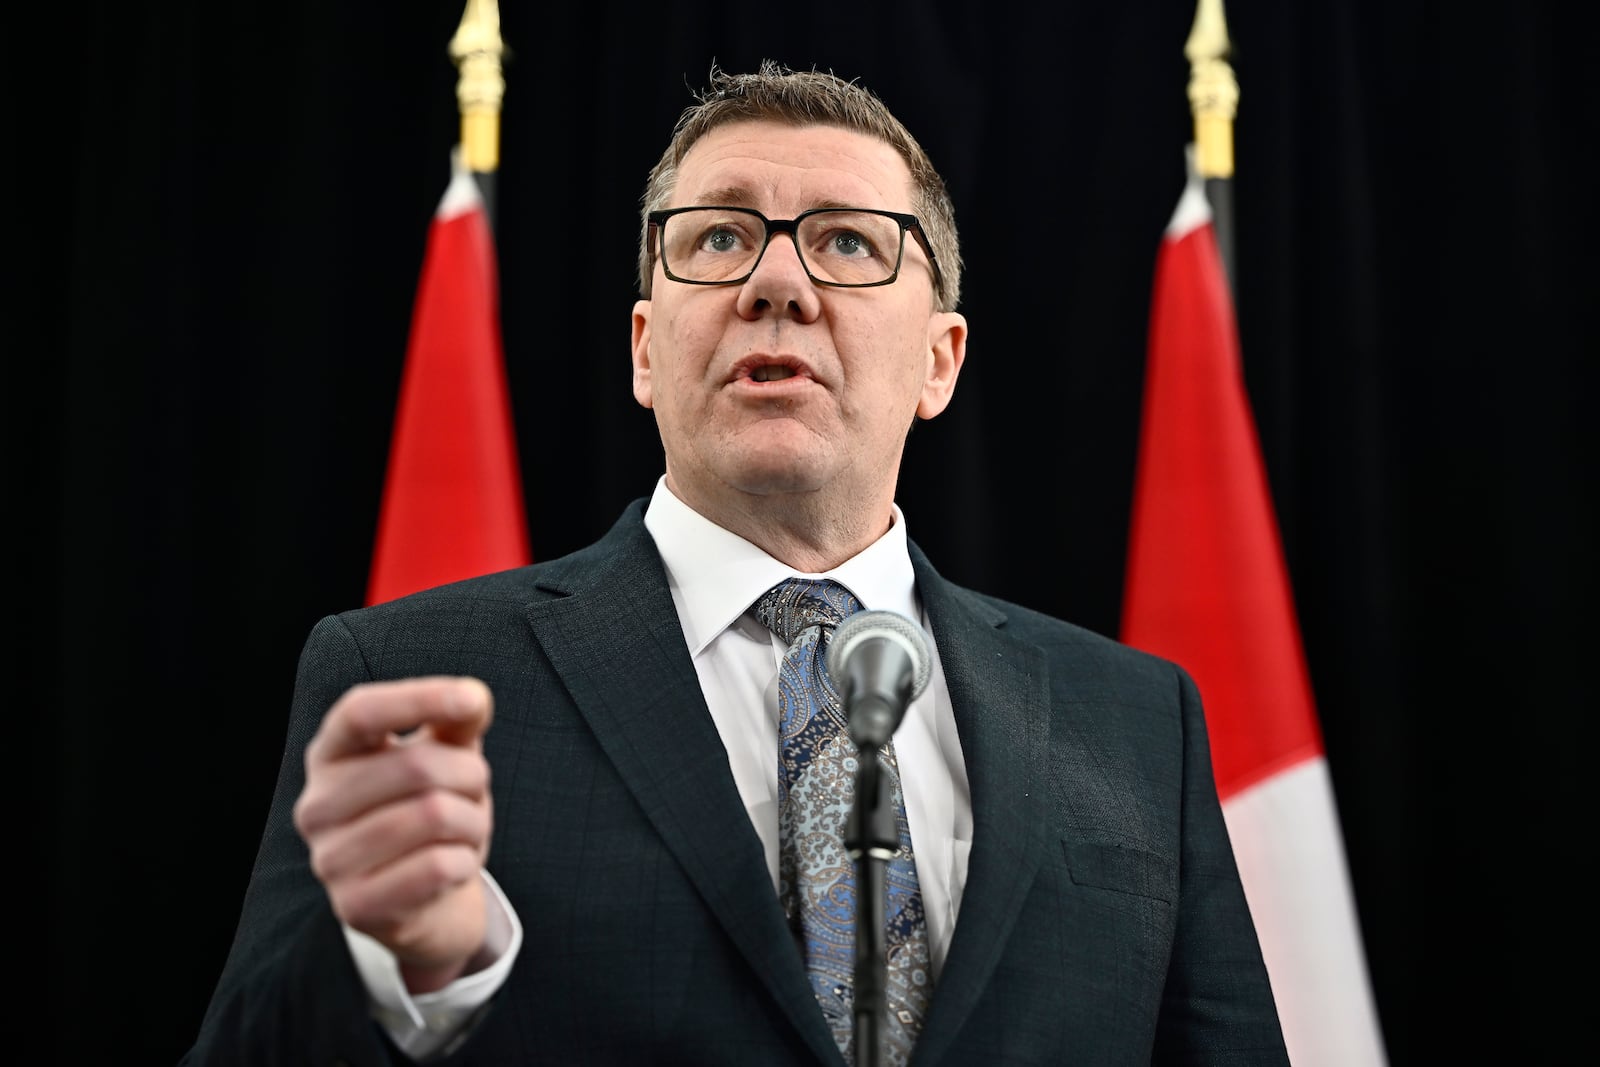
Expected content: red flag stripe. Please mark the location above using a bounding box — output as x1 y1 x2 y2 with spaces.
1121 183 1322 800
366 153 530 606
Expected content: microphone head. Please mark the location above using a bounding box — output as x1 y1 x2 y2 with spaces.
826 609 934 701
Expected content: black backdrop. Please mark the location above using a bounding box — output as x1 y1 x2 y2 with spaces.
27 1 1590 1063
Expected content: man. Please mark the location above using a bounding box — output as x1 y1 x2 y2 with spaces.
184 62 1289 1065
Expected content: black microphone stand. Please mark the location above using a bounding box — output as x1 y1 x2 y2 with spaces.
831 616 925 1067
844 743 898 1067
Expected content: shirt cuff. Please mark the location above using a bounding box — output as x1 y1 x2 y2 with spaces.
343 870 522 1060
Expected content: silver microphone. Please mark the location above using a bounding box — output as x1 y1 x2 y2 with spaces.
825 610 933 748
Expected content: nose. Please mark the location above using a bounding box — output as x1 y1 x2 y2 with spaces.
736 230 822 322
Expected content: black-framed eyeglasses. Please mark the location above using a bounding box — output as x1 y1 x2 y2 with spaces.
647 206 944 293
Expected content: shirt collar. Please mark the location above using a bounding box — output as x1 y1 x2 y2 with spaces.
642 476 919 656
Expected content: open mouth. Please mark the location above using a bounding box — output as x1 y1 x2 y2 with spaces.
750 365 799 382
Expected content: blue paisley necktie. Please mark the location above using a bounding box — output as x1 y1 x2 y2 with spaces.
753 578 931 1066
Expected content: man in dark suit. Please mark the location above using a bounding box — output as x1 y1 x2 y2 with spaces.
184 62 1289 1065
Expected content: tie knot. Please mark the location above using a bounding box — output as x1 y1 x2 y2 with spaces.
753 578 862 645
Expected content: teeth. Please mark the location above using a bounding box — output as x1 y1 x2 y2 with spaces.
751 366 797 382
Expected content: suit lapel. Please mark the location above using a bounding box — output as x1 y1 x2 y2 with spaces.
513 510 1055 1064
521 507 841 1064
906 548 1052 1065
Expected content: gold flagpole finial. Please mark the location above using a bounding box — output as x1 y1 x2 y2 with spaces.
1185 0 1239 179
450 0 506 174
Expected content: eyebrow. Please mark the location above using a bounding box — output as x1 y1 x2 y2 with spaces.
690 186 758 209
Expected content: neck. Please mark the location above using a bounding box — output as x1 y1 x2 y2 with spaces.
666 476 894 573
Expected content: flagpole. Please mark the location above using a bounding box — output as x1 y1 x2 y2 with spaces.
450 0 506 230
1185 0 1239 300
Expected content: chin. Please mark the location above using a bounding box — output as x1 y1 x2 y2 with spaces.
715 431 834 494
727 468 826 497
718 449 830 495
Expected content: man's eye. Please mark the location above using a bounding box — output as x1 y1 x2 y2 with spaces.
830 231 871 258
696 221 756 254
704 228 742 253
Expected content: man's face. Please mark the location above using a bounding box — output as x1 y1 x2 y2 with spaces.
631 120 966 528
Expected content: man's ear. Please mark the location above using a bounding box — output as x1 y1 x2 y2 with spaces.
631 300 654 410
916 311 968 419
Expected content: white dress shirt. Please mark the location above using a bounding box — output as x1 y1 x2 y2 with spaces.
642 477 973 971
352 478 973 1057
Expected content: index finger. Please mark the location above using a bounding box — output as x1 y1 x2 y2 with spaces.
310 676 493 762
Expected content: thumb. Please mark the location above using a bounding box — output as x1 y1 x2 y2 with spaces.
427 676 494 747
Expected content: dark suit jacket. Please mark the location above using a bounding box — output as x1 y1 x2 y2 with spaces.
183 500 1289 1066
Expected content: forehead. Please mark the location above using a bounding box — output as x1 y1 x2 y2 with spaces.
670 120 915 214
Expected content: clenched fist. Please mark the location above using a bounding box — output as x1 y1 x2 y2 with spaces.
293 676 495 993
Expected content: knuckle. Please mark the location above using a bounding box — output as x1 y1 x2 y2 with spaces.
413 789 455 832
389 744 436 790
307 846 338 884
421 845 475 888
341 695 382 737
291 791 320 836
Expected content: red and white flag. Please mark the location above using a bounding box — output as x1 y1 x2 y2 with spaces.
1121 153 1387 1065
366 148 530 606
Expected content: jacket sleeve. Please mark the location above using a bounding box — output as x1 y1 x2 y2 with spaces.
1152 663 1290 1064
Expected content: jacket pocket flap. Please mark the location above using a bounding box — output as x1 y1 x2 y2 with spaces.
1062 841 1173 904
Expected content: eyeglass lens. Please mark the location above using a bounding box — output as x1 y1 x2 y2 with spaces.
660 209 904 285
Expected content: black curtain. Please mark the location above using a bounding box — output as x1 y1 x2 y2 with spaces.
27 1 1589 1063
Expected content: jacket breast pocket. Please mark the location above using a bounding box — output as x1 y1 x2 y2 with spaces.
1061 840 1175 905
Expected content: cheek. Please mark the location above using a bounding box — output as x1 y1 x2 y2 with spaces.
870 313 935 396
842 351 927 434
654 311 718 387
